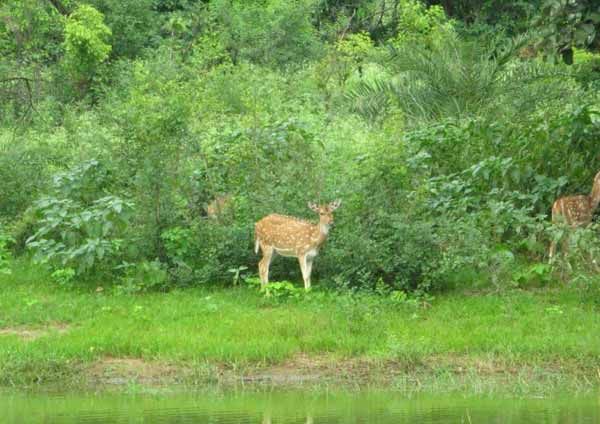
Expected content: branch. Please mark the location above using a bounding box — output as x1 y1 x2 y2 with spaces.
0 77 38 84
339 8 356 42
0 76 42 123
47 0 69 16
374 0 386 32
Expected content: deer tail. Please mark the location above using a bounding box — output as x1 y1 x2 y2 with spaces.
254 235 259 254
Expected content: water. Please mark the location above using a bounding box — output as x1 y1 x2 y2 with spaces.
2 391 599 423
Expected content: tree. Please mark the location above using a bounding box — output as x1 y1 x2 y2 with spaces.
536 0 600 64
62 4 112 94
47 0 69 16
425 0 540 28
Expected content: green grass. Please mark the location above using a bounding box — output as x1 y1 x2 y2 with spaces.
1 261 600 392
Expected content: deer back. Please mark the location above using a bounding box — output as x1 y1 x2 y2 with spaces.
255 214 320 251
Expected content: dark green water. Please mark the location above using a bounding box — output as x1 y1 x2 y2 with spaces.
2 391 599 423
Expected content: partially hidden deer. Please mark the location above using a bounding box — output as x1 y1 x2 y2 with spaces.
205 194 233 219
255 200 341 290
549 171 600 259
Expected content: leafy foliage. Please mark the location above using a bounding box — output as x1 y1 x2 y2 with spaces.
26 161 132 276
349 33 533 123
535 0 600 63
2 0 600 295
86 0 160 59
27 195 132 275
208 0 322 67
393 0 455 47
0 0 64 62
115 260 169 293
63 4 112 92
0 231 14 275
51 267 76 286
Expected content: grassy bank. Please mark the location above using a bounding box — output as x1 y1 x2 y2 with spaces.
1 261 600 394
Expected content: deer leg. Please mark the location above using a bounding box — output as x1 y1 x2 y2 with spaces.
305 257 314 290
259 247 274 288
561 235 570 257
549 240 557 261
298 255 310 290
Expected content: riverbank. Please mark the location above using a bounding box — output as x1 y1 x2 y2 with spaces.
1 262 599 394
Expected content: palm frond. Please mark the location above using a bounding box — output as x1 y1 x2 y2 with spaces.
346 78 394 122
348 32 573 125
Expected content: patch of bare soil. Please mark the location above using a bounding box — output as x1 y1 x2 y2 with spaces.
240 353 400 385
87 358 192 386
241 354 595 388
80 353 598 390
0 322 70 340
86 354 392 388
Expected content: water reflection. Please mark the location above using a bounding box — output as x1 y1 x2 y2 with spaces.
262 411 313 424
1 390 599 423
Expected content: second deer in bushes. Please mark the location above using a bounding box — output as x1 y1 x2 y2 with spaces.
205 194 233 220
255 200 341 290
549 171 600 259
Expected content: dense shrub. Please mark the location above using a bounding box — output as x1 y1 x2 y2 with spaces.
0 140 56 219
25 160 132 276
2 0 600 293
208 0 323 67
322 212 444 292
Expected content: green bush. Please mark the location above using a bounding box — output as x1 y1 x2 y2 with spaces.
115 260 168 294
63 4 112 96
573 274 600 309
321 209 444 292
161 221 255 285
27 195 132 275
550 224 600 279
208 0 323 67
0 135 65 220
0 230 14 275
51 267 76 287
25 160 132 276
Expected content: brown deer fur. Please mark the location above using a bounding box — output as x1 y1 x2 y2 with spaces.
549 171 600 259
255 200 341 290
206 194 233 219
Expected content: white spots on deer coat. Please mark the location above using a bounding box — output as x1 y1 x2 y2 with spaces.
549 170 600 259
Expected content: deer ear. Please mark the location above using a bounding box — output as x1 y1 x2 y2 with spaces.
330 199 342 210
308 201 319 212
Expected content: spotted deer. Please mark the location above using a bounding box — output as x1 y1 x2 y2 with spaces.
255 200 341 290
549 171 600 259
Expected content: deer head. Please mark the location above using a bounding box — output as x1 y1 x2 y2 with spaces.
308 199 341 233
206 194 233 220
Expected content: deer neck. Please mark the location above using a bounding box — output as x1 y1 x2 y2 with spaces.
591 180 600 211
591 195 600 212
311 220 331 246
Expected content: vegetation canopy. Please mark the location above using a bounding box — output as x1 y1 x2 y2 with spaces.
1 0 600 299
